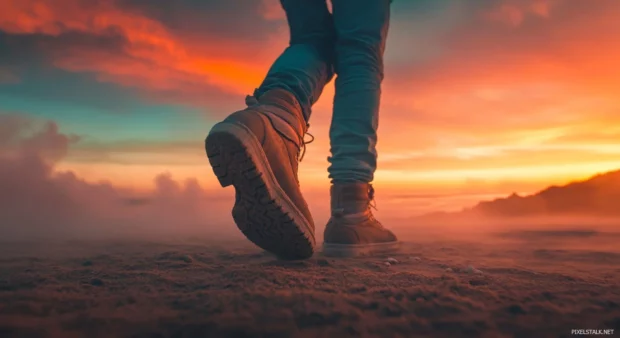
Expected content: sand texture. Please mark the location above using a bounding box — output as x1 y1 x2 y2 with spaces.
1 229 619 338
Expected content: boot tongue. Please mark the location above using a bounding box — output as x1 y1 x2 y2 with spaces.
245 90 306 153
330 183 372 217
258 89 300 110
257 90 306 129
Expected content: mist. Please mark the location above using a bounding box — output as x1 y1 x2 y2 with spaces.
0 114 242 242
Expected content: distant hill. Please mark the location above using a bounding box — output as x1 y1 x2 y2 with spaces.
464 169 620 218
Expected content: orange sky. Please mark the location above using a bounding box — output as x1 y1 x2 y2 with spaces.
1 0 620 215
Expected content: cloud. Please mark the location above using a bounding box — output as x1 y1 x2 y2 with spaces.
0 0 285 109
115 0 283 40
386 0 620 95
482 0 561 26
2 0 617 113
0 114 237 241
0 67 20 84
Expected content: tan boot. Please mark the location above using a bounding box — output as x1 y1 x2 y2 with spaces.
323 183 399 257
205 89 315 259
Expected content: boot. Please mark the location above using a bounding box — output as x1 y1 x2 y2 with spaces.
323 183 399 257
205 88 315 260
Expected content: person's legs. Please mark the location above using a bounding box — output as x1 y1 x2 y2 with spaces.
255 0 335 122
323 0 398 257
328 0 391 183
205 0 335 260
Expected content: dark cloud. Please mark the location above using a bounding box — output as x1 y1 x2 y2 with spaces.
0 30 239 112
0 27 129 66
115 0 282 42
0 30 151 110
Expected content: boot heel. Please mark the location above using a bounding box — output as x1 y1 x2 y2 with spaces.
209 153 233 188
205 127 237 188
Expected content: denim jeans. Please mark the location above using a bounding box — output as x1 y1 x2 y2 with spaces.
255 0 391 184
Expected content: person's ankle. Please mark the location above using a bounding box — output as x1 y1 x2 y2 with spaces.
329 182 375 217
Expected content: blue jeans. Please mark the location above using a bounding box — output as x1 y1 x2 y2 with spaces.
255 0 391 184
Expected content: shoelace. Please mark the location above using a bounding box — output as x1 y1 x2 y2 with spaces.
246 94 314 162
368 184 378 211
299 130 314 162
368 184 383 227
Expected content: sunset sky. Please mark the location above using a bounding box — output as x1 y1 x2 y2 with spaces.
1 0 619 218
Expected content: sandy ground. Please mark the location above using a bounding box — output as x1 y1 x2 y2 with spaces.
1 227 619 338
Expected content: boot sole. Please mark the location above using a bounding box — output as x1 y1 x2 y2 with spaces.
322 241 401 257
205 122 315 260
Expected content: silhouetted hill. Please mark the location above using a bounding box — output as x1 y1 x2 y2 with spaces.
465 169 620 217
